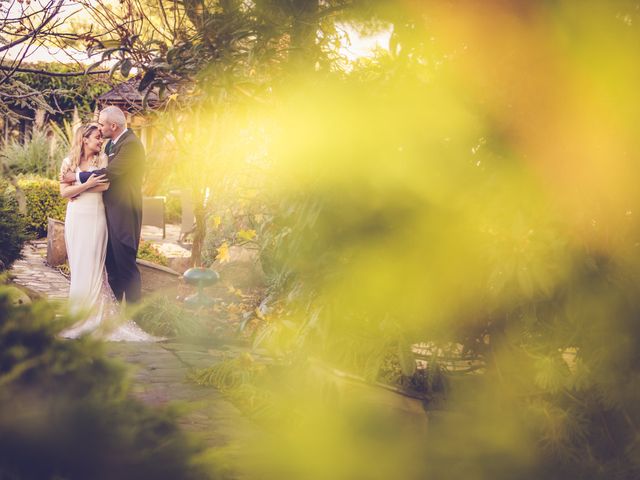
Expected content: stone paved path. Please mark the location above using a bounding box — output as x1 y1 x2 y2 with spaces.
10 240 69 299
107 342 258 452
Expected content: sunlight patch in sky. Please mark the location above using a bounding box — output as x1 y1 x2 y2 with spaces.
338 24 391 62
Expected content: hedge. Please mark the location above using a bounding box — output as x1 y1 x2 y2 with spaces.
0 180 28 271
4 175 67 238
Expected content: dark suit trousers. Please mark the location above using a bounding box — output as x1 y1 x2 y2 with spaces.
105 235 141 304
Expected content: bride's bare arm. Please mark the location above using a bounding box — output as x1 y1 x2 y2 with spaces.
85 183 110 193
60 174 108 198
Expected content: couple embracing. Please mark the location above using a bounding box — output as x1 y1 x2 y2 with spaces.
59 106 156 341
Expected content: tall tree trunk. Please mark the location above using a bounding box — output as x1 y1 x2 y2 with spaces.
182 0 209 36
190 190 206 267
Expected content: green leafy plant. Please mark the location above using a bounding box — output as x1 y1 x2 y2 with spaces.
137 239 169 266
377 353 447 397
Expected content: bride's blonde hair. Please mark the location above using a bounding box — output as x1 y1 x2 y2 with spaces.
67 123 101 172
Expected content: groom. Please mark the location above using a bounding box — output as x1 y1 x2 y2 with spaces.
63 105 145 304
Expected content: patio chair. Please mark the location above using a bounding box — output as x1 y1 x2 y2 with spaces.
142 196 166 239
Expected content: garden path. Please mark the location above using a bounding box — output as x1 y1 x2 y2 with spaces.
9 240 69 299
107 341 259 453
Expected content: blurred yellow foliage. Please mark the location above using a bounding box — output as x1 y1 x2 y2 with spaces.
154 1 640 478
215 241 230 263
238 229 257 241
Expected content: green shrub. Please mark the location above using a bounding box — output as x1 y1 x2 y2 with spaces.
0 288 213 479
137 239 169 266
0 184 28 271
5 175 67 237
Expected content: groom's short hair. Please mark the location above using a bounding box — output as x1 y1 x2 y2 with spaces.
101 105 127 128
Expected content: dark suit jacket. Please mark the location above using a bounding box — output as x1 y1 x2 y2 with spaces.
79 129 145 250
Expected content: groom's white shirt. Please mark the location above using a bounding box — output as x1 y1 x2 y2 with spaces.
76 129 128 182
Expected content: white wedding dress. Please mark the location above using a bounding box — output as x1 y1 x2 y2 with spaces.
59 157 158 342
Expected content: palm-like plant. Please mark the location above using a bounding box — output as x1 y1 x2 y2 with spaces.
48 118 75 154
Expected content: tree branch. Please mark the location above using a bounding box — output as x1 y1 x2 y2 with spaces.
0 65 109 77
0 0 64 53
0 89 51 99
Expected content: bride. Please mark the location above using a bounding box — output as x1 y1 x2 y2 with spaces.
59 123 157 341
